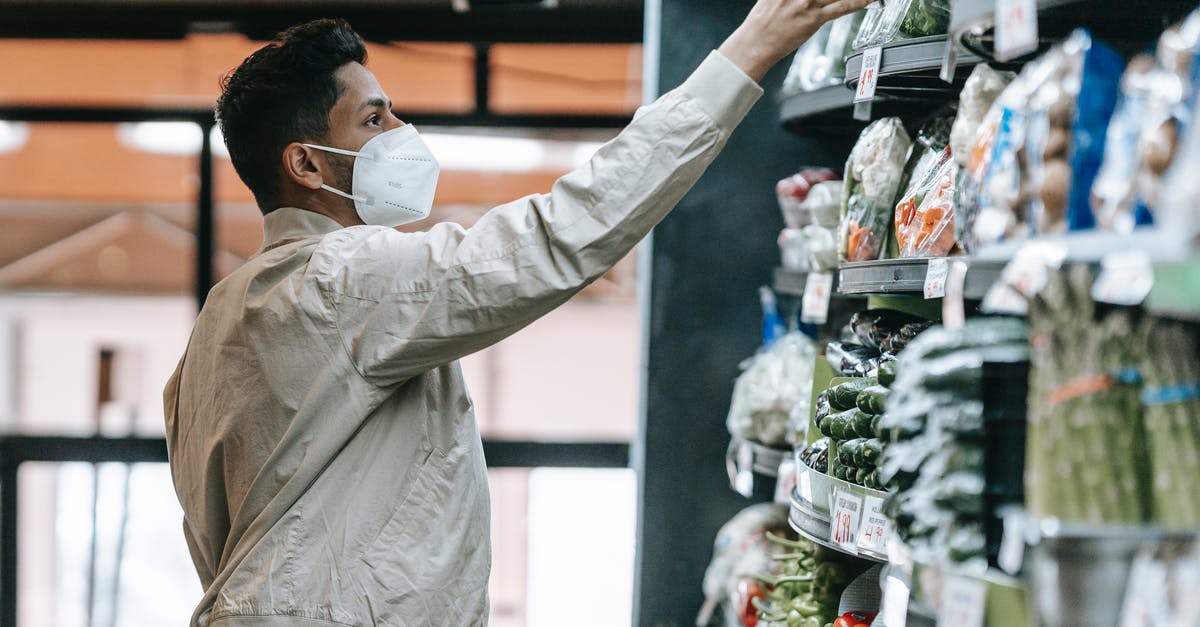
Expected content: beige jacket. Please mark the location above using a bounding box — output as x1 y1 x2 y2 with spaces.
164 50 762 627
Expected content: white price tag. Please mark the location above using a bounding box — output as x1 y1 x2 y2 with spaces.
855 495 889 555
937 575 987 627
829 488 863 552
995 0 1038 61
924 258 949 299
981 242 1067 314
1093 249 1155 306
797 465 815 506
855 46 883 103
774 458 797 506
801 272 834 324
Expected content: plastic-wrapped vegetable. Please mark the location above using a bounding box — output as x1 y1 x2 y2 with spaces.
878 317 1029 567
856 0 949 47
848 308 927 352
822 10 867 84
951 64 1016 169
957 70 1037 251
825 342 881 377
805 180 843 229
1091 55 1157 232
777 168 840 228
852 2 887 50
894 146 959 257
698 503 791 626
782 23 833 96
726 332 818 447
840 118 912 262
1135 10 1200 216
1024 29 1124 235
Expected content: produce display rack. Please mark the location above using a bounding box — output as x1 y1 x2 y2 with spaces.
728 435 790 478
837 257 1000 299
779 85 934 132
950 0 1198 62
787 496 888 564
733 3 1200 625
844 35 983 95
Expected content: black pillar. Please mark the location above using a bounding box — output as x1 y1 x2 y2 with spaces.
634 2 855 625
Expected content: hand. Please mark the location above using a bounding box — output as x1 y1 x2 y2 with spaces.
718 0 873 82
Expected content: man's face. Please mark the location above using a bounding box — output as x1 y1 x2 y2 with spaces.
320 62 404 194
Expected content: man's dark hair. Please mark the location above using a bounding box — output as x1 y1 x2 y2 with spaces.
217 19 367 213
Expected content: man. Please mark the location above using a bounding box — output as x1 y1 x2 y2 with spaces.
164 1 867 625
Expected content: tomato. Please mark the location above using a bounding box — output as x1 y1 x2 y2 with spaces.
833 610 878 627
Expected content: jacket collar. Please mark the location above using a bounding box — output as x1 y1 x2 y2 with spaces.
260 207 344 251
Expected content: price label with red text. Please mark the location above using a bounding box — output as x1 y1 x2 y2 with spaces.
829 488 864 552
995 0 1038 61
855 46 883 103
924 258 949 299
801 272 834 324
855 495 889 555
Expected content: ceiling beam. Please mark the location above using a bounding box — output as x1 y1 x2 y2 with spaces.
0 2 644 43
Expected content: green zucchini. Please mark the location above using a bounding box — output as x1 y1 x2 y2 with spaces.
856 385 890 416
866 469 881 490
818 413 836 438
861 438 883 465
828 408 857 440
871 413 884 439
842 438 867 466
838 440 858 467
878 360 898 387
855 468 871 486
828 378 876 411
852 409 875 438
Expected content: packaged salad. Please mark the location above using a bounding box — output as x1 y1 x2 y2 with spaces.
855 0 950 48
840 117 913 262
895 146 959 257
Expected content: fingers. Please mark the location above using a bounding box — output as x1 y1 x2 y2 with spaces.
820 0 873 18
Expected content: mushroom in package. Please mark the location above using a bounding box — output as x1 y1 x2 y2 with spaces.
840 117 912 262
1024 29 1124 235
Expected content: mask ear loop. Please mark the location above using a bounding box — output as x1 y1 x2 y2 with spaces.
303 143 368 202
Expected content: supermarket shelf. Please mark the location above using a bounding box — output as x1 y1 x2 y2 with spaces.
789 490 887 563
779 85 939 132
837 257 999 299
728 436 790 478
951 0 1197 62
838 258 929 294
844 36 984 96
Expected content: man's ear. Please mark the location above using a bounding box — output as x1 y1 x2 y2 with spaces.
281 142 324 191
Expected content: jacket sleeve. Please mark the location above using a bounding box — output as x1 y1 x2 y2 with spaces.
323 51 763 387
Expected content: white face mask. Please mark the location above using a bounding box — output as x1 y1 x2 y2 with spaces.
304 124 441 227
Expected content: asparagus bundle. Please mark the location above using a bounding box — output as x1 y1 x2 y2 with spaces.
1025 265 1151 524
1139 319 1200 529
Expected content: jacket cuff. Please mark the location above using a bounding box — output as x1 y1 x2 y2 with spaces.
678 50 765 135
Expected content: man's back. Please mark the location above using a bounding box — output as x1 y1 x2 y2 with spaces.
165 208 491 626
